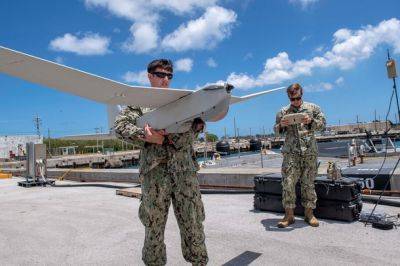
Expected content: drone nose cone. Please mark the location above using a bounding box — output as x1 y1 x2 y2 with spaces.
225 83 234 93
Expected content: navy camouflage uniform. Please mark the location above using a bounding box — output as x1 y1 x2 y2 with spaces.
115 106 208 266
274 102 326 209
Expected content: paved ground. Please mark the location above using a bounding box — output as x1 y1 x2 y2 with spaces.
1 178 399 266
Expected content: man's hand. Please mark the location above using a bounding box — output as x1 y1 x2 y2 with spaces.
138 124 166 145
302 115 312 125
280 118 290 127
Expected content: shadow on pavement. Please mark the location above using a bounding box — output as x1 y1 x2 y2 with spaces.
222 251 262 266
261 218 309 231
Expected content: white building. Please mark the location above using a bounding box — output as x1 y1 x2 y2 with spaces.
0 135 43 159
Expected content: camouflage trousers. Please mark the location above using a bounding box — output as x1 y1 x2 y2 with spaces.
281 154 317 209
139 165 208 266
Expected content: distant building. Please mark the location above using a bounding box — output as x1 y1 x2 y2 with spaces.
0 135 43 159
326 121 392 134
59 133 116 141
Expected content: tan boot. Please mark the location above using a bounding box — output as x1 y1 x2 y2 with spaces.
277 208 295 228
304 208 319 227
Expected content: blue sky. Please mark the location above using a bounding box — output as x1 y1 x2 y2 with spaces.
1 0 400 138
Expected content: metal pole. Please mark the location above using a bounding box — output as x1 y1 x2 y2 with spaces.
204 131 207 160
260 148 264 168
356 115 359 132
100 127 104 153
388 50 400 122
233 117 237 139
263 126 266 139
237 128 240 158
34 115 42 138
95 127 100 152
47 128 51 152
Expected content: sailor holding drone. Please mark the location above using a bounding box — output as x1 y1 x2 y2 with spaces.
274 83 326 228
0 45 284 266
114 59 208 266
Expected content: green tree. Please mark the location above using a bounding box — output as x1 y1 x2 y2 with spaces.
206 133 218 142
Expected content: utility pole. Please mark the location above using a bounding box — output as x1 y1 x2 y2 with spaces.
356 115 360 132
249 127 252 138
263 126 266 140
233 117 237 139
100 127 104 152
204 131 207 160
224 127 227 140
374 110 377 132
95 127 100 152
47 128 51 152
237 127 240 158
33 115 42 138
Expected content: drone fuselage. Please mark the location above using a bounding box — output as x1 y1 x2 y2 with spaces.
136 84 232 133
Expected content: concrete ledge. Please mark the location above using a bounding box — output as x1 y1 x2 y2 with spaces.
47 168 140 183
46 168 276 186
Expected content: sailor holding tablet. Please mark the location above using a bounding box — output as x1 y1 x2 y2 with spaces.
274 83 326 228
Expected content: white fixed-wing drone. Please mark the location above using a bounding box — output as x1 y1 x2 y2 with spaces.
0 46 284 133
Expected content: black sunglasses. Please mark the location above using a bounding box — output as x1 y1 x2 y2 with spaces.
152 71 173 80
290 96 302 101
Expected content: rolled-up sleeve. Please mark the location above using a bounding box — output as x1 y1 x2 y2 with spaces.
114 106 145 145
274 109 286 135
310 105 326 132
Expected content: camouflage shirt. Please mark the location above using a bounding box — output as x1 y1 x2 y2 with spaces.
274 101 326 156
114 106 199 175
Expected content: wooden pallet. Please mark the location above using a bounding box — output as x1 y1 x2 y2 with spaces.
116 187 142 198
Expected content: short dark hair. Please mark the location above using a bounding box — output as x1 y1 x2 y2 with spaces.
286 83 303 97
147 59 173 73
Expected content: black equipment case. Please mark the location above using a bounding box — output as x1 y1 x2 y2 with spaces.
253 174 363 222
254 174 362 201
254 193 362 222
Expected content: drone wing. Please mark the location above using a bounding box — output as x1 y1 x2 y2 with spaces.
0 46 192 108
230 86 285 104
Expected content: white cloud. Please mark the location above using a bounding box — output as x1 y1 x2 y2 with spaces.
300 35 310 43
49 33 110 55
122 22 159 53
314 45 324 53
122 70 149 85
84 0 229 54
151 0 220 15
161 6 237 52
175 58 193 72
304 82 333 92
85 0 219 22
207 57 217 68
335 77 344 85
226 18 400 90
243 52 253 61
289 0 319 9
84 0 158 23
